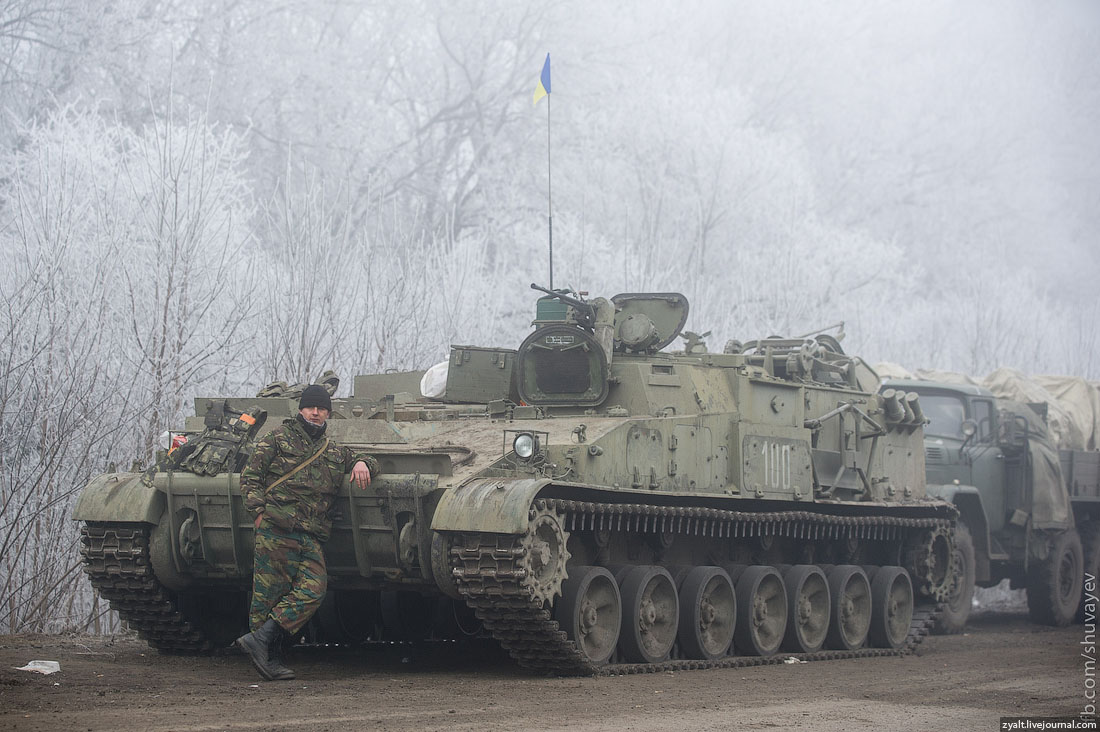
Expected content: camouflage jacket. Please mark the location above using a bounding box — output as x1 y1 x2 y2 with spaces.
241 417 380 542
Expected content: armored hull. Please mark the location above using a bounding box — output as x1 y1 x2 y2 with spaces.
75 289 956 673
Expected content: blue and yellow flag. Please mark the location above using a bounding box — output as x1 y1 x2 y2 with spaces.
533 53 551 106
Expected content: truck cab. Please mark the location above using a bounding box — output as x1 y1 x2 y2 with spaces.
883 378 1088 631
899 382 1009 538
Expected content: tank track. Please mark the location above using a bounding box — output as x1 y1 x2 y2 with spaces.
452 497 948 676
80 522 216 653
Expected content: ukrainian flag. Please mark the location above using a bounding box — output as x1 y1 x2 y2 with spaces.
533 53 551 106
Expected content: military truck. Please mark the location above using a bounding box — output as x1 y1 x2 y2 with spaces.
74 286 957 674
881 379 1100 631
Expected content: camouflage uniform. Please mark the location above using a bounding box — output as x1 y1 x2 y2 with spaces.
241 417 379 633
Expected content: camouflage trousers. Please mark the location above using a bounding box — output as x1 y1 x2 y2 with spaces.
248 520 327 634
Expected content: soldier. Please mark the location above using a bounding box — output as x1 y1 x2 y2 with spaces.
235 384 379 681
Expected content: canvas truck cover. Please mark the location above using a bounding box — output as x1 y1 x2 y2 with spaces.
994 397 1073 530
982 370 1100 451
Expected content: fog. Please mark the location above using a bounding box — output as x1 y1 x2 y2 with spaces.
0 0 1097 631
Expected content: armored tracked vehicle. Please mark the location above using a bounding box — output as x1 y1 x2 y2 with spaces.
75 286 956 674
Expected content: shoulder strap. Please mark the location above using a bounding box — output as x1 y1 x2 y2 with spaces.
266 437 330 493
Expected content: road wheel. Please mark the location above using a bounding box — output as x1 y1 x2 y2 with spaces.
936 524 975 634
824 565 871 650
734 565 787 656
868 566 914 649
780 565 830 653
618 566 679 663
1027 529 1084 627
555 566 621 666
676 566 736 660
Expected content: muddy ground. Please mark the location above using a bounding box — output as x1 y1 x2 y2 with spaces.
0 605 1093 732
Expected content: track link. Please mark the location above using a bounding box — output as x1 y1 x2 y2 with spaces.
452 498 947 676
80 523 215 653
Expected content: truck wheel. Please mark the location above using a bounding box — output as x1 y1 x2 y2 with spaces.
1027 529 1084 627
936 524 975 635
1077 522 1100 623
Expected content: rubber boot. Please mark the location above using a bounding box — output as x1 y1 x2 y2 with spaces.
235 619 286 681
268 627 296 681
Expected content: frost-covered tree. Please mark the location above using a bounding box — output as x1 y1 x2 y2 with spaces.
115 107 257 457
0 105 255 632
0 109 135 632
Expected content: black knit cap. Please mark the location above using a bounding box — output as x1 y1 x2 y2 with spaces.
299 384 332 412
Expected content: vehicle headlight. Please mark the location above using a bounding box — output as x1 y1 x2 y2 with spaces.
513 433 537 459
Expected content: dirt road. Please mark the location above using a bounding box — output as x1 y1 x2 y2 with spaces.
0 608 1092 731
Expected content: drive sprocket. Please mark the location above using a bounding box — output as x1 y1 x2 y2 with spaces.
520 500 571 605
905 525 955 601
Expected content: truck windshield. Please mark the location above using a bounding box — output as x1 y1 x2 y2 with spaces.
919 394 967 439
